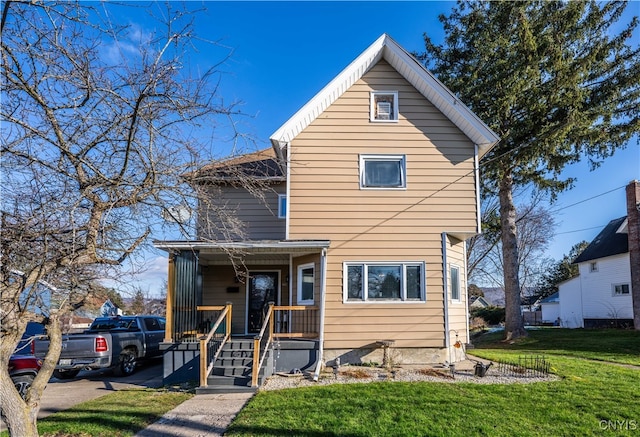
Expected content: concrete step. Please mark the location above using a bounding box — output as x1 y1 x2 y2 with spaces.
195 385 257 394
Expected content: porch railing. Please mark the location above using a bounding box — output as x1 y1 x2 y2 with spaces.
251 304 319 387
199 304 232 387
272 305 319 338
252 303 275 387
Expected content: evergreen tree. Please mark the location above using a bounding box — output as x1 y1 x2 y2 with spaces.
420 0 640 339
535 241 590 300
129 289 146 315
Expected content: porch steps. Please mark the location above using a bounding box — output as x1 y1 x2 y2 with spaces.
196 338 269 394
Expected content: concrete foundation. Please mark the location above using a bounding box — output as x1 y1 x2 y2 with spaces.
322 347 448 368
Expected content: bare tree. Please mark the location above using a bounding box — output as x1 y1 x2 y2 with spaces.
0 2 268 435
468 194 556 298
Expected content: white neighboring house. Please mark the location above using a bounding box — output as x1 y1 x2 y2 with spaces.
558 216 633 328
539 292 560 324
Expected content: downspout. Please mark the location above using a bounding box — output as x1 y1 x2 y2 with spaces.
313 248 328 381
441 233 451 363
463 240 470 344
474 144 481 235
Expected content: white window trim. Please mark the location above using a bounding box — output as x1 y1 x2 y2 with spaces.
450 264 461 302
612 283 630 296
278 194 286 219
359 154 406 190
297 263 315 305
589 262 598 272
342 261 426 303
370 91 399 122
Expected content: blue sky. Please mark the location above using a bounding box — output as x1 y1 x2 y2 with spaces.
111 1 639 295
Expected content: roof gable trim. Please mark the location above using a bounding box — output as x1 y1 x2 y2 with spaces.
270 34 499 156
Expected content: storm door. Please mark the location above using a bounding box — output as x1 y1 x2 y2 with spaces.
247 272 279 334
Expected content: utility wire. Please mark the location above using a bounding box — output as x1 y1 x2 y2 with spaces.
555 225 606 236
550 185 625 213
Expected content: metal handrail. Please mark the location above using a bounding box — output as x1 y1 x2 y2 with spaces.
252 302 274 387
199 304 232 387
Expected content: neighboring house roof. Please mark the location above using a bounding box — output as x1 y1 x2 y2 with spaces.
469 296 492 308
540 292 559 304
190 148 285 182
269 33 500 158
573 216 628 264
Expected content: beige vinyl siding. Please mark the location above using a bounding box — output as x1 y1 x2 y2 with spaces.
288 60 477 350
446 235 469 345
198 182 285 241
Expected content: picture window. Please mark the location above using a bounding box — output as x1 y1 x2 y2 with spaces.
344 262 425 302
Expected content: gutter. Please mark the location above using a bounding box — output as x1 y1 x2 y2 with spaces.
313 248 328 381
441 233 451 363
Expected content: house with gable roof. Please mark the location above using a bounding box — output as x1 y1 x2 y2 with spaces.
154 34 499 390
559 215 634 328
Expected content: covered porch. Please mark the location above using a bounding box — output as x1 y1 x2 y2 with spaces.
154 240 330 388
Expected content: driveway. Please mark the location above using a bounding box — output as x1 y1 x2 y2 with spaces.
1 359 163 431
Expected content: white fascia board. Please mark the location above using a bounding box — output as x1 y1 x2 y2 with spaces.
380 37 499 156
154 240 331 253
616 218 628 234
270 34 386 148
270 34 500 157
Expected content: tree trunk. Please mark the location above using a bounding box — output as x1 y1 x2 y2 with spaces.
0 314 62 436
0 375 40 437
499 171 528 340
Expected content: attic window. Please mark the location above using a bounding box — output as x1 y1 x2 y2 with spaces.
589 262 598 272
370 91 398 122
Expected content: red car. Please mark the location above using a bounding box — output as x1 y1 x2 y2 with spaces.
9 322 45 399
9 354 43 399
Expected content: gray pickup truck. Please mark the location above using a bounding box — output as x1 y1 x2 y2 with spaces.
37 315 165 379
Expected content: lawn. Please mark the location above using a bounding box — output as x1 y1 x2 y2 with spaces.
1 388 193 437
4 329 638 436
226 328 640 437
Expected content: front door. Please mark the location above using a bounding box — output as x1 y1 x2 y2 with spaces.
247 272 279 333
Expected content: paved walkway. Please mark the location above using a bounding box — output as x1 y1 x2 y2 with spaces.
134 391 254 437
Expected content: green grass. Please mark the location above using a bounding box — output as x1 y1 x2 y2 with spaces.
1 388 193 437
226 328 640 437
4 329 638 436
472 327 640 366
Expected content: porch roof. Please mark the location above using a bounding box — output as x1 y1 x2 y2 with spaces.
154 240 330 264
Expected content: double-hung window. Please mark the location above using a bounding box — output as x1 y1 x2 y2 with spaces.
344 262 425 302
613 283 630 296
298 263 315 305
360 154 406 189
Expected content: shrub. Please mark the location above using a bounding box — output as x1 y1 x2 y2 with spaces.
470 306 505 325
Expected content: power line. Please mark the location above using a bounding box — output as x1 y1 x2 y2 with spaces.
550 185 625 213
555 225 605 236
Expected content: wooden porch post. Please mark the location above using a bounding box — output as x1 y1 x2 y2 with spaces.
199 335 207 387
225 302 233 337
164 254 175 343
